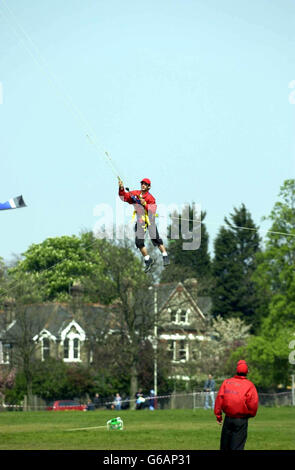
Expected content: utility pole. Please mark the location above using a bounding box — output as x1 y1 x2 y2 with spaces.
154 286 158 398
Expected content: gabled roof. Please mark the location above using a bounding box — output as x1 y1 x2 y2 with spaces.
1 302 112 343
0 281 211 341
154 281 209 321
1 303 74 340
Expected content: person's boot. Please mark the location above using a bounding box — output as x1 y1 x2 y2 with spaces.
144 257 155 273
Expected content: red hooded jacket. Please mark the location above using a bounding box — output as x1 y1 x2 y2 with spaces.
214 375 258 420
118 188 157 216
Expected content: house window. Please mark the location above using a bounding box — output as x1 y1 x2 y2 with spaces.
63 336 81 362
42 338 50 360
167 340 176 361
64 338 69 359
178 340 187 361
170 309 177 323
179 309 187 323
73 338 79 359
169 308 189 324
2 343 11 364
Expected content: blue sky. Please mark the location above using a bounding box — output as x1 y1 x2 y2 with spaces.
0 0 294 262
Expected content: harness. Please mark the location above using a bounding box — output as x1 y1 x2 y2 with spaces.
130 193 157 231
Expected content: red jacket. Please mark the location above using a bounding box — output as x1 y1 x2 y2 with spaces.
118 188 157 215
214 375 258 420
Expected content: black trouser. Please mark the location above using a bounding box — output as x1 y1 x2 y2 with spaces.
220 416 248 451
135 221 163 249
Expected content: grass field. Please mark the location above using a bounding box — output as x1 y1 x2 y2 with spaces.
0 407 295 450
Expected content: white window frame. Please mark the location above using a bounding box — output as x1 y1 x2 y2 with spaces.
34 329 56 362
42 337 51 361
63 333 82 362
167 340 176 361
61 321 85 363
178 339 189 362
163 334 192 363
0 341 10 364
1 343 12 364
167 307 190 325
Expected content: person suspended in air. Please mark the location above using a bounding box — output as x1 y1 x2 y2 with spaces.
118 177 169 272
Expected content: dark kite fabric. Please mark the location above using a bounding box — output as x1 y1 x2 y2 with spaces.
0 195 26 211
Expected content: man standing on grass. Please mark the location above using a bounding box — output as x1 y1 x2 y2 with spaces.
214 360 259 451
204 373 215 409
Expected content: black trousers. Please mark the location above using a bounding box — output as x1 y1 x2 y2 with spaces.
220 416 248 451
135 221 163 249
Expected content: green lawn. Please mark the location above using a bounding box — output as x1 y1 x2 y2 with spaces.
0 407 294 450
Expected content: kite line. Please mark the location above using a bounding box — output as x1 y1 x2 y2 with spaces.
0 0 294 297
0 0 125 184
1 0 294 240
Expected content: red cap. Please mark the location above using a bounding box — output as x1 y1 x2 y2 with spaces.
236 360 248 375
141 178 151 186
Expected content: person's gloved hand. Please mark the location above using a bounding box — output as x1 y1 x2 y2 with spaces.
131 194 142 205
216 415 223 425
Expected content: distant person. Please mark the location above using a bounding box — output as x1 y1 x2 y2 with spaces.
204 374 215 409
86 399 95 411
93 393 102 409
149 389 156 410
135 388 145 410
214 360 259 451
114 393 122 411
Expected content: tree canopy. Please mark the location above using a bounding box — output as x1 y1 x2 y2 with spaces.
211 203 262 331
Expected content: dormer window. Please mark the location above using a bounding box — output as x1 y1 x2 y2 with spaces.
170 309 177 323
73 338 80 359
61 321 85 363
42 337 50 360
64 338 69 359
63 336 81 362
169 308 190 324
179 309 187 323
35 330 56 362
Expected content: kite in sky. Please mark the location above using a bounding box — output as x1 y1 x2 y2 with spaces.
0 195 26 211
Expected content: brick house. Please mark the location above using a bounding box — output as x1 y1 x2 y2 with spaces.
0 279 211 375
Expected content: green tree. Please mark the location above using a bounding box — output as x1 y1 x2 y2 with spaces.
94 238 158 406
253 179 295 335
231 328 294 390
161 204 211 294
8 233 113 303
185 316 251 380
5 360 97 403
0 273 43 409
31 359 70 401
232 180 295 389
211 204 262 330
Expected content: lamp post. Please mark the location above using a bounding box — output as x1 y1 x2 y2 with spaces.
153 286 158 398
149 285 158 398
